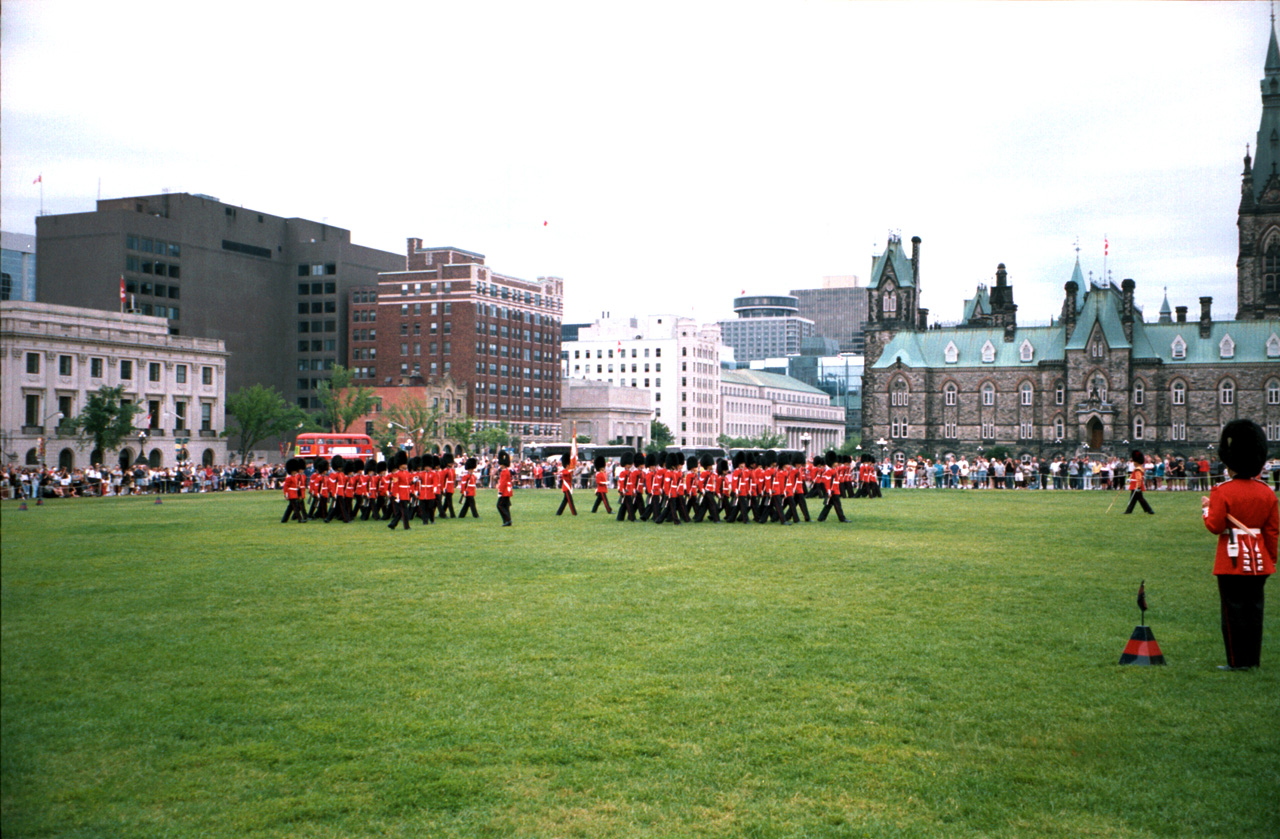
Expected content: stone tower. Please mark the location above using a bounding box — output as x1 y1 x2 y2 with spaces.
1237 25 1280 319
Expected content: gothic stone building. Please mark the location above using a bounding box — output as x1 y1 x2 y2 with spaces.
862 30 1280 461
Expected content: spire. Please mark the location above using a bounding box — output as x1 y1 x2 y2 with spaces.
1253 21 1280 202
1158 286 1172 324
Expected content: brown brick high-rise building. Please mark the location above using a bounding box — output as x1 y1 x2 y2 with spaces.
349 240 565 443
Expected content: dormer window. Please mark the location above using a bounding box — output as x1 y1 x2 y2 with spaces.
981 340 996 363
1019 339 1034 362
883 290 898 315
1219 334 1235 359
1267 333 1280 358
1171 335 1186 360
944 341 958 364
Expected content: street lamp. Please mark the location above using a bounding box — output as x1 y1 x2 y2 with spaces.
800 432 811 458
876 436 888 462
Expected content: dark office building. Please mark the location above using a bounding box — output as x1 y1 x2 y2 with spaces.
35 193 401 408
791 278 869 354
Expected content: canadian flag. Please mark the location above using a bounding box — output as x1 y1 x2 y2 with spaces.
33 174 42 185
120 276 126 303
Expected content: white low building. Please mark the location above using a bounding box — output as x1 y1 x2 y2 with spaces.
720 369 845 456
1 301 229 469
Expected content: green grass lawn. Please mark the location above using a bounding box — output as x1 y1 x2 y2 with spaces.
2 487 1277 838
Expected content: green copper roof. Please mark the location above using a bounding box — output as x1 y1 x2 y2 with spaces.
722 368 829 395
1144 321 1280 364
1065 285 1132 350
873 326 1065 369
868 237 915 289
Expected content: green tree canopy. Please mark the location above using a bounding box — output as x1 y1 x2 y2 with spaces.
225 384 314 464
717 430 786 450
381 393 443 456
473 422 511 454
645 420 674 454
315 365 378 433
444 417 476 454
68 385 142 462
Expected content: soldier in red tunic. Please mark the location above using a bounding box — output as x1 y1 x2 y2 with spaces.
556 452 578 516
458 457 479 519
388 452 415 531
281 458 308 523
496 450 514 526
591 455 612 513
1202 420 1278 670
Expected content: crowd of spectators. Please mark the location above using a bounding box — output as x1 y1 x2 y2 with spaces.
1 462 288 500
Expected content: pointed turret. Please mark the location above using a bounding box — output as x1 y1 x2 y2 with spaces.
1158 287 1172 324
1251 26 1280 205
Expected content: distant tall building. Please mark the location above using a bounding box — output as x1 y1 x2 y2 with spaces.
791 276 869 354
718 295 815 363
351 241 565 442
1 232 37 302
34 193 402 410
561 314 723 448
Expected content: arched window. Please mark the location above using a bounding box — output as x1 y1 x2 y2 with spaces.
1133 379 1145 406
25 447 38 465
1172 380 1187 405
1219 379 1235 406
944 342 958 364
1019 382 1033 406
1054 381 1065 405
944 383 958 406
1089 374 1108 402
1171 336 1186 360
981 340 996 363
1133 415 1145 440
1268 379 1280 406
891 379 909 407
1053 416 1065 440
149 448 162 468
1019 339 1034 362
59 448 74 470
883 291 898 315
1268 333 1280 358
982 383 995 406
1220 334 1235 359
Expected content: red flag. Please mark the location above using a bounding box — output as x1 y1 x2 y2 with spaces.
33 174 42 185
120 276 126 303
1136 580 1147 614
1104 237 1109 257
569 421 578 473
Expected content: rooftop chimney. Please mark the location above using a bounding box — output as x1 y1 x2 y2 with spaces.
1175 306 1188 323
1199 296 1213 338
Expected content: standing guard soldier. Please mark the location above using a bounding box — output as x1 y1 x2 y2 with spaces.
458 457 480 518
642 452 662 522
792 454 812 522
770 452 791 525
615 451 634 521
496 450 514 526
308 458 329 520
816 454 851 523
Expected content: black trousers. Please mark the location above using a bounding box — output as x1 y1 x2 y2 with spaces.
792 494 810 522
818 493 847 522
592 491 612 513
282 498 307 523
497 495 512 525
458 495 479 518
1124 490 1154 514
1219 575 1267 668
557 491 577 516
388 499 413 530
441 492 456 518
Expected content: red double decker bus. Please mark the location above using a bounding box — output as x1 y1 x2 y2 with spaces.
294 433 376 462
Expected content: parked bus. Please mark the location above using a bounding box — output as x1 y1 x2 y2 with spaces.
294 433 377 462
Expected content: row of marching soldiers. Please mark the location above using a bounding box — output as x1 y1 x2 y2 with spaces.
279 450 488 528
590 449 884 526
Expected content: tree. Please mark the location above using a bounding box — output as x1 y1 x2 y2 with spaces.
68 385 142 462
315 365 378 432
575 434 591 444
382 393 444 456
444 417 476 453
645 420 674 454
717 430 786 450
837 434 863 456
474 422 511 454
225 384 314 464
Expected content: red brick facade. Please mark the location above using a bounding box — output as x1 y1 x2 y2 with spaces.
347 240 564 441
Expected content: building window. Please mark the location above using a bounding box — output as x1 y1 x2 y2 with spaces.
201 403 212 431
1268 379 1280 406
1172 380 1186 405
58 355 72 376
981 340 995 363
883 292 897 315
891 379 908 406
1019 422 1033 439
944 383 957 406
1133 380 1144 405
1219 380 1235 405
25 352 40 374
944 342 958 364
944 421 957 438
90 358 104 378
1019 340 1034 362
1171 422 1186 441
1053 416 1064 440
1171 336 1186 359
982 383 995 406
1054 382 1065 405
176 365 187 384
120 360 133 380
1267 421 1280 442
25 393 40 427
1133 416 1145 440
981 421 995 439
1219 334 1235 359
1019 382 1033 406
149 363 161 382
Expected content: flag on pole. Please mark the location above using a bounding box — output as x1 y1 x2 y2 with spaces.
569 421 578 473
1104 237 1109 257
1137 580 1147 615
120 276 126 310
33 174 42 185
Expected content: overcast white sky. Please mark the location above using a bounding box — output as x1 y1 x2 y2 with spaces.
1 1 1273 329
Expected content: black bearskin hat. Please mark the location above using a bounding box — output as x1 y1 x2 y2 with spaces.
1219 419 1268 478
686 455 698 471
776 451 789 467
645 452 657 468
330 454 345 472
733 451 745 467
561 452 572 467
812 455 825 468
377 461 388 474
620 450 634 467
498 450 511 467
593 455 606 471
700 453 713 470
763 449 777 467
315 457 329 474
716 458 729 474
394 451 408 468
465 457 477 471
